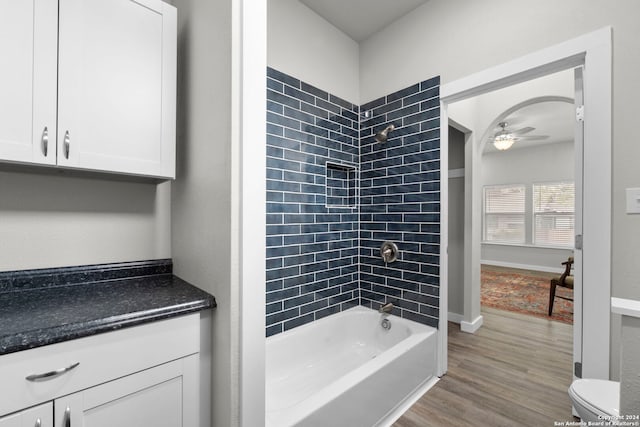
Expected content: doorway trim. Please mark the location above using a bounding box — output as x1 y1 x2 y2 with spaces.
438 27 611 379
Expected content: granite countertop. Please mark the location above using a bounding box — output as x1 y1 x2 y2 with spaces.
0 259 216 356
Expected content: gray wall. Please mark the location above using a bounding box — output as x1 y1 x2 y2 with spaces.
169 0 235 425
0 169 170 272
481 141 574 271
359 0 640 302
448 126 465 318
360 0 640 380
482 244 574 273
267 0 359 103
166 0 640 418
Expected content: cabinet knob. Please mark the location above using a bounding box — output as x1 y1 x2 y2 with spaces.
41 127 48 157
64 406 71 427
35 418 41 427
64 131 70 159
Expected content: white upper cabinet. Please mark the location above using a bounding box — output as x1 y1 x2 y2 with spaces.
0 0 57 166
0 0 176 179
58 0 176 178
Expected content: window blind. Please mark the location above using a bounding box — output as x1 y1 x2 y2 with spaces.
533 182 575 247
483 185 526 243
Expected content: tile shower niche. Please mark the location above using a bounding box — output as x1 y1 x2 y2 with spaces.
325 162 357 208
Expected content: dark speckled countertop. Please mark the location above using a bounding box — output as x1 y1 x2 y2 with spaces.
0 259 216 356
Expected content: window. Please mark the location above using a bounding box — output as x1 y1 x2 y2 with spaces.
483 185 526 244
533 182 575 247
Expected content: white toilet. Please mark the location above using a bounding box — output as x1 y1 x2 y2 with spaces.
568 379 620 422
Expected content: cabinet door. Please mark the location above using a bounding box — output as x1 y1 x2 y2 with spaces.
0 402 53 427
57 0 176 178
53 357 195 427
0 0 57 166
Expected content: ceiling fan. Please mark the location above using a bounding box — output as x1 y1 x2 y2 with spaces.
490 121 549 150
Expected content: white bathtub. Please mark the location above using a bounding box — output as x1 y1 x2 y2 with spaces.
265 306 438 427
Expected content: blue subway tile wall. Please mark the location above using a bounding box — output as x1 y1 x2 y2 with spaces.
266 67 441 336
359 76 441 328
266 67 360 337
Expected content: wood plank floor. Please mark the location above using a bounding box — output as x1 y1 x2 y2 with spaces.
393 307 574 427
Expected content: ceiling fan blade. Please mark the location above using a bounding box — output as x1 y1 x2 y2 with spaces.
511 126 535 135
500 117 525 127
515 135 550 141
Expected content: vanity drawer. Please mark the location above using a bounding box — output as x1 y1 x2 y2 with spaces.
0 313 199 416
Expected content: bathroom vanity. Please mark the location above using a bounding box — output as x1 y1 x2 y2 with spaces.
0 260 216 426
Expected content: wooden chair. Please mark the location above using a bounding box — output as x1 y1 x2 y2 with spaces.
548 256 574 316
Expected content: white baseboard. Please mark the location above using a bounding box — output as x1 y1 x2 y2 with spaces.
461 315 483 334
448 312 464 324
376 376 440 427
481 260 560 274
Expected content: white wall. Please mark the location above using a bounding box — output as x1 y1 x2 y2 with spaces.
482 141 574 185
268 0 359 103
235 0 267 425
448 70 574 148
0 169 170 272
170 0 234 425
481 141 575 271
170 0 267 425
360 0 640 305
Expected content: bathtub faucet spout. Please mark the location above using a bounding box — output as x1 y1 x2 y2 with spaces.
379 302 394 314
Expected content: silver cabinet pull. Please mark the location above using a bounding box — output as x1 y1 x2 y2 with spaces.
25 362 79 382
64 131 70 159
64 406 71 427
41 127 48 157
35 418 41 427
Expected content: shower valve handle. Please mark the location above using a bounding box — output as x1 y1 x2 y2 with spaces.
380 241 399 263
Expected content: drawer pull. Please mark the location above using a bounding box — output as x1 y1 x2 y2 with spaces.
25 362 80 382
64 406 71 427
35 418 41 427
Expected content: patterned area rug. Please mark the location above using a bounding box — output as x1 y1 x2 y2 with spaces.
481 265 573 324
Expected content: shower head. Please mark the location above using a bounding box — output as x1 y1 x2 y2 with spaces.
375 124 395 143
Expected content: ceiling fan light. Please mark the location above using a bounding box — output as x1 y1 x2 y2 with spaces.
493 134 515 150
